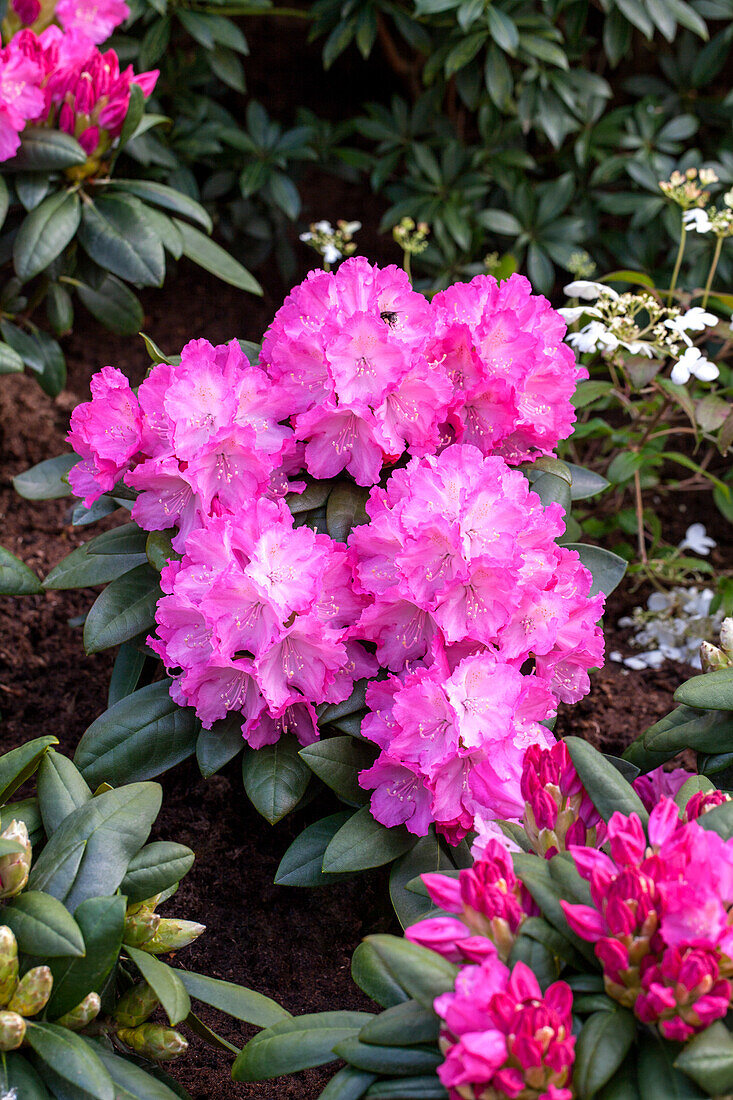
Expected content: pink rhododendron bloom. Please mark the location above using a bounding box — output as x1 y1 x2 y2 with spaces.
562 796 733 1039
0 38 44 160
260 257 451 484
521 740 604 858
67 365 142 503
350 445 604 841
56 0 130 43
429 273 586 464
406 839 537 963
633 765 690 810
9 25 157 161
435 956 575 1100
148 498 376 743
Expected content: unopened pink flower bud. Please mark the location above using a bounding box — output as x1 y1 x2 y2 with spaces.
685 790 731 821
78 126 100 155
12 0 40 24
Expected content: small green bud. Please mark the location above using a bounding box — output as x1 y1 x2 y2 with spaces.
113 982 160 1027
0 926 19 1006
117 1023 189 1061
0 1009 25 1051
141 919 205 954
55 992 101 1031
8 965 53 1016
123 909 161 947
0 820 32 899
700 641 731 672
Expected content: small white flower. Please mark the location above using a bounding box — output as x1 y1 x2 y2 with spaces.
683 208 713 234
341 220 362 235
322 243 342 264
313 220 334 234
622 340 655 357
558 305 601 323
563 280 619 301
678 523 716 556
567 321 619 353
674 306 719 332
670 346 719 384
299 231 314 243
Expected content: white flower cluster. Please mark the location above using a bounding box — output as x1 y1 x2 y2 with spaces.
299 219 361 265
683 189 733 238
561 281 719 384
610 524 721 670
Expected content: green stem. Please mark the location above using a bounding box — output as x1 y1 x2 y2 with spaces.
403 251 412 282
667 224 687 306
702 235 724 309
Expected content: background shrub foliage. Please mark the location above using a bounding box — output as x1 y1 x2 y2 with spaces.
108 0 733 292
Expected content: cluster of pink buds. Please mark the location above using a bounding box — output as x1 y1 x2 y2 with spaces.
520 741 603 858
684 788 732 821
436 955 574 1100
0 25 156 165
406 840 537 963
562 797 733 1040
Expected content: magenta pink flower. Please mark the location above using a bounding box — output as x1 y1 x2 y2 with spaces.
55 0 130 43
429 273 585 464
67 366 142 503
406 840 537 963
435 956 574 1100
0 39 44 161
561 797 733 1038
520 740 603 858
633 765 690 811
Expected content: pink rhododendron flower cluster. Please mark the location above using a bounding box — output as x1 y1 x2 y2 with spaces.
436 955 575 1100
4 0 129 43
429 274 586 464
68 342 292 550
0 24 156 162
259 262 583 484
350 445 605 841
259 257 452 485
406 839 537 963
521 740 604 858
562 797 733 1040
150 496 376 742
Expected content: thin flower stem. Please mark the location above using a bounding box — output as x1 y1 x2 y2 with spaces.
633 467 648 565
701 236 724 309
667 225 687 306
403 252 412 281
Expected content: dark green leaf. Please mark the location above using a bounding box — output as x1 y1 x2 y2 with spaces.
4 1054 53 1098
25 1023 114 1100
323 807 415 873
77 275 144 336
28 782 162 909
120 841 194 904
274 812 352 887
675 669 733 711
351 941 409 1009
320 1067 376 1100
565 737 648 825
3 891 85 957
0 341 24 374
389 832 453 929
0 544 42 595
173 219 262 294
637 1031 706 1098
196 714 245 778
10 129 87 171
44 535 147 590
110 181 212 232
358 1000 439 1047
299 737 374 805
360 935 457 1012
38 751 92 835
574 1009 637 1099
83 564 160 653
0 735 58 802
232 1011 374 1081
46 895 126 1019
14 191 80 283
126 946 190 1025
13 454 78 500
326 483 369 542
108 643 146 707
334 1039 440 1077
75 680 199 787
674 1021 733 1093
241 737 311 825
365 1079 447 1099
79 196 165 287
176 969 290 1027
92 1045 183 1100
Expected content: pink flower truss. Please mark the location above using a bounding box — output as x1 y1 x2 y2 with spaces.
436 955 575 1100
0 35 44 160
429 273 586 464
259 256 453 485
67 339 293 547
521 740 604 858
55 0 130 43
8 26 157 158
406 839 537 963
562 797 733 1040
350 445 605 842
149 496 376 740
